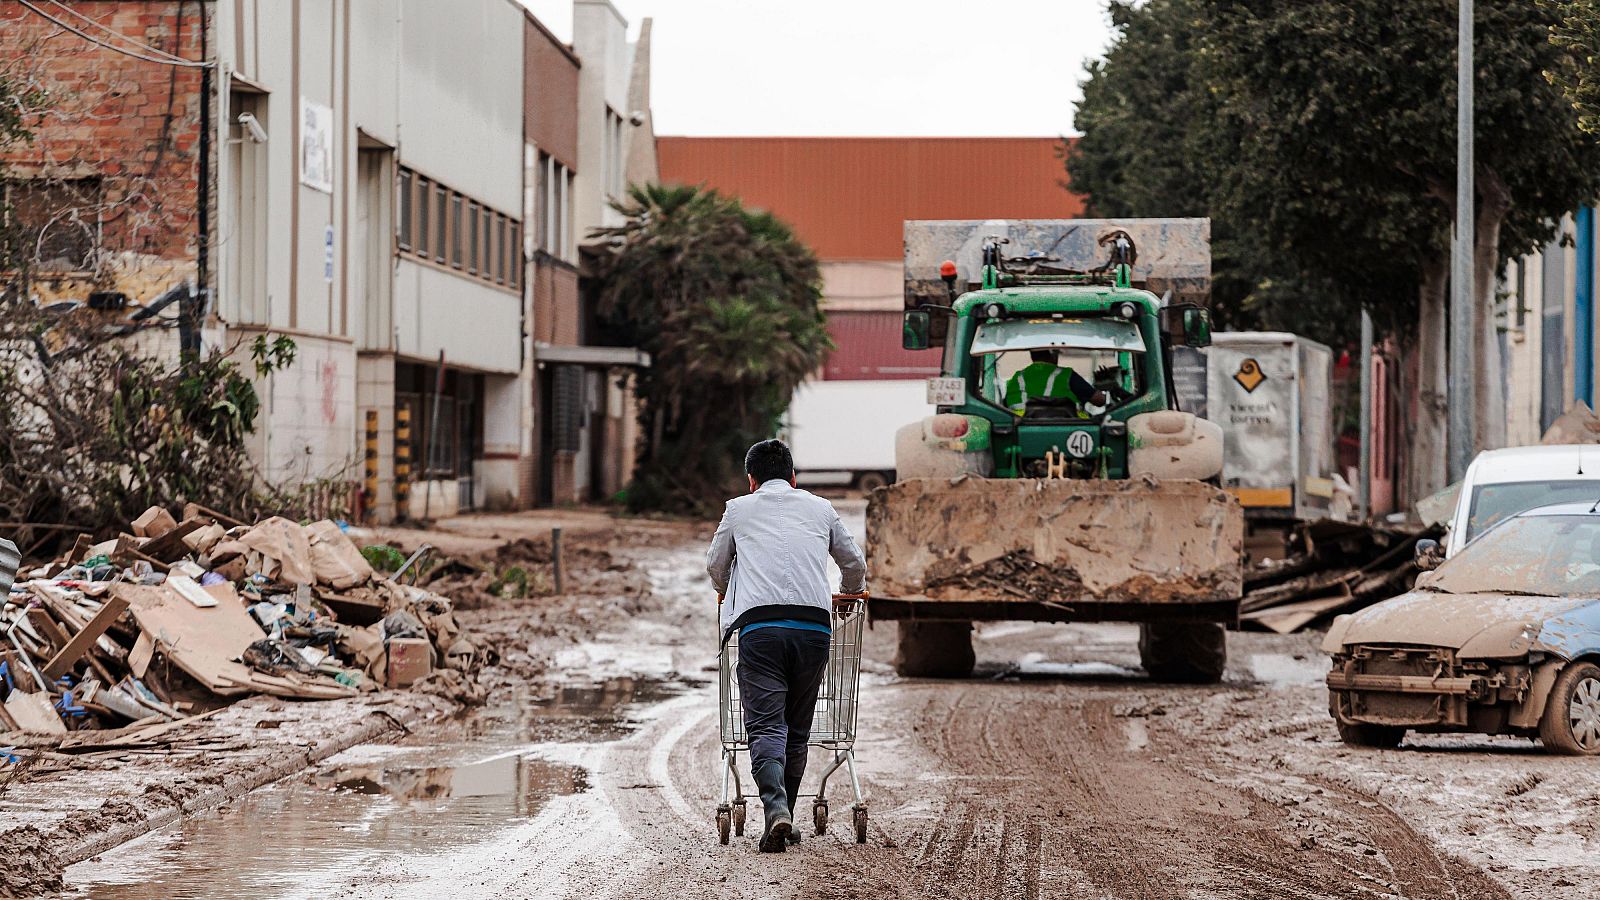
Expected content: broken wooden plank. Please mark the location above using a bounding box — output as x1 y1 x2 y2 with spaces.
136 519 205 564
25 607 72 658
1242 591 1358 634
26 582 88 630
182 503 244 529
3 691 64 734
42 595 130 680
0 649 39 693
128 631 154 678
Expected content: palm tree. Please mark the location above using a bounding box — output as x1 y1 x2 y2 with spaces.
590 184 831 514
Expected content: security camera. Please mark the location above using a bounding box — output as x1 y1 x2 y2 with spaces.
237 111 268 143
628 110 646 127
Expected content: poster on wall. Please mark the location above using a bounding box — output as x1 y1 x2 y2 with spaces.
300 98 334 194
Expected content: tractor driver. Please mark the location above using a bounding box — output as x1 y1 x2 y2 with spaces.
1003 349 1108 417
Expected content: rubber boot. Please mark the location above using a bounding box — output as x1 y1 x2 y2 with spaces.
754 759 792 852
784 775 803 845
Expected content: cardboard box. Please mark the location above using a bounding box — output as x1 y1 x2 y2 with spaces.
131 506 178 539
385 637 432 688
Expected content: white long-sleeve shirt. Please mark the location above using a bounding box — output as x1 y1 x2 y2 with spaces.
706 479 867 640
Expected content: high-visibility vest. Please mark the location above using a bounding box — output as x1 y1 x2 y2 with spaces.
1004 362 1081 412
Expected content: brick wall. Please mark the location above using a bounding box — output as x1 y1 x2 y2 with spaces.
0 2 205 301
533 261 582 345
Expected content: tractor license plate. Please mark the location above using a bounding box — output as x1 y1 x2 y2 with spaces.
927 377 966 405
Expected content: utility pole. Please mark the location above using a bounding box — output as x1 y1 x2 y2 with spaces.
1448 0 1475 482
1359 308 1373 522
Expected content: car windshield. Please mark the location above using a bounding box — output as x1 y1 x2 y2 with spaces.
1466 480 1600 542
1428 514 1600 596
968 320 1146 414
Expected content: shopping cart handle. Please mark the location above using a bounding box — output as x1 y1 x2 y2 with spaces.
833 591 869 600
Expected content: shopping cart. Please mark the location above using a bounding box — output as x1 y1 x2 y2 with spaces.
715 593 869 845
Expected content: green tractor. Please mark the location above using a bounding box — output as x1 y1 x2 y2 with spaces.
866 220 1244 681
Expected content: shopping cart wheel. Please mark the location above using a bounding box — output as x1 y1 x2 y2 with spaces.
813 799 829 835
732 800 747 836
716 805 731 845
853 805 868 844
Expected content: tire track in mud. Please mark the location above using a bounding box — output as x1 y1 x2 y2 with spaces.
903 680 1512 900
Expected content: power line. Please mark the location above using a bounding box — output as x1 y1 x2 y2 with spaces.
18 1 211 68
43 0 195 64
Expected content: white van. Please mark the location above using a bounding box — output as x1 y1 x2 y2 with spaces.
1445 445 1600 555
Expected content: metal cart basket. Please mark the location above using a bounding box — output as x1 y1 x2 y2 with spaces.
716 594 868 845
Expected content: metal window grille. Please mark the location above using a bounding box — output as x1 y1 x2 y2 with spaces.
552 366 583 453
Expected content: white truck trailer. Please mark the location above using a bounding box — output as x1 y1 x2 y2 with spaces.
783 379 933 491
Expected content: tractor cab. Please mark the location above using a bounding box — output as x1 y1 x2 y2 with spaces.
902 235 1212 480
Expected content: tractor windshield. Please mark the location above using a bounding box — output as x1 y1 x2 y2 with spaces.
969 319 1146 415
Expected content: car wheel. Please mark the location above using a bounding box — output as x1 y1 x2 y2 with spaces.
855 471 892 493
1539 662 1600 756
1334 719 1405 749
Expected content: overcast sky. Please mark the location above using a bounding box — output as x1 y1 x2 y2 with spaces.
517 0 1115 137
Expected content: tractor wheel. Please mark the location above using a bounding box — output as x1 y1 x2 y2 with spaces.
895 621 975 678
1138 623 1226 684
855 470 893 493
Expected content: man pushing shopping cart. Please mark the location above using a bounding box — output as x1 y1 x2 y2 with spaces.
706 439 868 852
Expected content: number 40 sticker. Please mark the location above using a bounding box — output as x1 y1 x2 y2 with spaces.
1065 430 1095 458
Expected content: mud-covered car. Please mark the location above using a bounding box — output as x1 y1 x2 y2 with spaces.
1324 503 1600 754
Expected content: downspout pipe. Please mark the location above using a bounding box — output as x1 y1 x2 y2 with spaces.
1577 205 1595 410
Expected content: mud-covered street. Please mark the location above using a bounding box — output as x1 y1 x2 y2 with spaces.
38 507 1593 899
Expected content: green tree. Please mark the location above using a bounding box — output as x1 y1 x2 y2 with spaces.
1071 0 1600 501
589 184 832 515
1546 0 1600 134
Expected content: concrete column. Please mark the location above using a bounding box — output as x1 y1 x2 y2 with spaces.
355 353 396 522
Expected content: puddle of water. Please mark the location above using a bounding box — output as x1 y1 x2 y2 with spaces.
1124 717 1150 752
62 677 681 900
1248 652 1329 688
1005 652 1143 681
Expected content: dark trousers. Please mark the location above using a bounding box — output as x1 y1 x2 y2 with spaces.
738 627 831 780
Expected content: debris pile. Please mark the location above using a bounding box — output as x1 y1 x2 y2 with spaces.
1239 519 1429 634
1 505 492 738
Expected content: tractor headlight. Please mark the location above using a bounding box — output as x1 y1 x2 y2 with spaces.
1115 301 1138 320
983 302 1005 320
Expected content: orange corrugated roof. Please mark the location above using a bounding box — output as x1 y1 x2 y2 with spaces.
656 137 1083 261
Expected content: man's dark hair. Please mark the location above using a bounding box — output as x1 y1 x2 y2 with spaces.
1031 349 1056 364
745 439 795 484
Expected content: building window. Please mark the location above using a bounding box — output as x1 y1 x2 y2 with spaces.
449 193 463 268
397 170 413 250
492 211 505 281
509 221 521 289
536 153 577 264
536 152 551 253
416 176 430 256
433 184 449 263
563 167 575 260
394 166 518 290
5 179 102 272
1515 258 1527 330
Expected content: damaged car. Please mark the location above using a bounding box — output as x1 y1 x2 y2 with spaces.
1324 503 1600 754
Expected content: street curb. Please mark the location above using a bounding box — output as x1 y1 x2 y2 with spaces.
54 699 454 871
